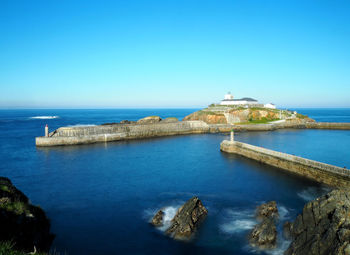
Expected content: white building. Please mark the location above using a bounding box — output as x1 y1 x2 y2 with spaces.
220 92 259 106
264 103 276 109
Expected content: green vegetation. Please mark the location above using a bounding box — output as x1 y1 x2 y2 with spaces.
0 201 29 215
0 241 64 255
0 242 26 255
0 241 47 255
0 185 9 192
297 113 308 119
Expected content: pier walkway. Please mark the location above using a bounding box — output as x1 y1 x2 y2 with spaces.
220 139 350 187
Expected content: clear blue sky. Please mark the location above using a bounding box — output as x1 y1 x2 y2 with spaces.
1 0 349 108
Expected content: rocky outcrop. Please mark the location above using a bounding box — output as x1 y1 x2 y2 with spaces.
151 210 164 227
256 201 279 220
120 120 136 124
249 201 278 249
183 107 313 124
165 197 208 240
0 177 54 252
151 197 208 240
137 116 162 124
183 111 227 124
285 189 350 255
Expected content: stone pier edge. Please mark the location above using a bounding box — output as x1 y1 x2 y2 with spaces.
220 140 350 187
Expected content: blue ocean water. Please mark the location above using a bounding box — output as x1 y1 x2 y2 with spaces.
0 108 349 255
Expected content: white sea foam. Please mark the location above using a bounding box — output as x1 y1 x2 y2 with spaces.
278 205 289 221
220 219 256 234
30 116 59 119
219 209 256 235
297 186 330 202
158 206 179 231
144 204 181 232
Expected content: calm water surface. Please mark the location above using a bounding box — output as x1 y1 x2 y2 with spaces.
0 108 349 255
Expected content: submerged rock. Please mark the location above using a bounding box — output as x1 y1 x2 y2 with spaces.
249 201 278 249
165 197 208 240
151 209 165 227
0 177 54 252
285 189 350 255
137 116 162 124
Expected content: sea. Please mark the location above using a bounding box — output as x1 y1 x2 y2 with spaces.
0 108 350 255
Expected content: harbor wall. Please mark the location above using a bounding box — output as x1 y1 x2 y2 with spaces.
220 140 350 187
36 121 210 146
35 121 350 147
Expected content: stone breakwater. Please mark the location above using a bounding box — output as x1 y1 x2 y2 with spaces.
35 120 350 147
36 121 210 146
220 140 350 187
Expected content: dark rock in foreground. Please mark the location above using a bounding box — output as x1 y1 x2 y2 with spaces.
285 189 350 255
249 219 277 249
256 201 279 220
151 209 164 227
151 197 208 240
165 197 208 240
283 221 292 239
249 201 278 249
0 177 54 253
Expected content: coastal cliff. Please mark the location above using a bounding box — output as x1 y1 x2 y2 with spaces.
285 189 350 255
183 106 314 124
0 177 53 254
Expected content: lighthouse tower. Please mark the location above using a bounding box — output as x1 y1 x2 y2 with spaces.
224 92 234 100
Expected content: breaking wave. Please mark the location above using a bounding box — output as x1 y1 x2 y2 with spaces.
144 204 181 232
30 116 59 119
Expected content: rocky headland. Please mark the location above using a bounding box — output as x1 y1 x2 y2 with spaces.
284 189 350 255
183 106 314 124
246 189 350 254
151 197 208 240
0 177 53 254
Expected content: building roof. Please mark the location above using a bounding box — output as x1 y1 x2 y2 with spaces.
222 97 258 102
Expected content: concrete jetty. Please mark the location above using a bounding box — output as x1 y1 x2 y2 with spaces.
36 121 210 146
220 138 350 187
35 120 350 147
